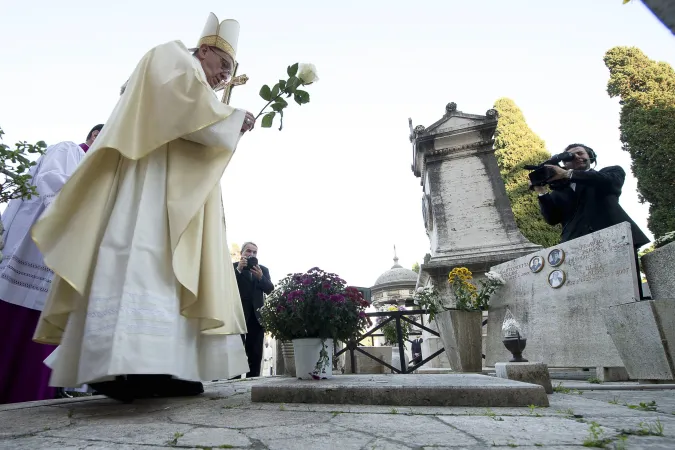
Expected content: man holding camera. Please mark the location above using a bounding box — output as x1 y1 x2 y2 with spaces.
234 242 274 377
530 143 650 298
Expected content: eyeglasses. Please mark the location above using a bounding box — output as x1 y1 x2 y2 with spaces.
210 47 233 74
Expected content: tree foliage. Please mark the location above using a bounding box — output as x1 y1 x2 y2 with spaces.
493 98 561 247
604 46 675 239
0 127 46 205
412 262 420 274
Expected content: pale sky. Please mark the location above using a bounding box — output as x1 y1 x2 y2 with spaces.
1 0 673 287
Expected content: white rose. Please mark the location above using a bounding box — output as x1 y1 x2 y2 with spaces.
416 287 424 294
297 63 319 85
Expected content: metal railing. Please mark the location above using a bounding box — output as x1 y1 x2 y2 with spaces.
335 309 446 374
335 310 489 374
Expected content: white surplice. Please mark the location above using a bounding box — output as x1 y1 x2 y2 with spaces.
0 141 85 311
47 56 250 387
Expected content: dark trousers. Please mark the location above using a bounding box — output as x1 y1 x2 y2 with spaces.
241 312 265 378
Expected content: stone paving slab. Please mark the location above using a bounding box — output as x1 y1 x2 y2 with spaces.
2 376 675 449
250 374 550 407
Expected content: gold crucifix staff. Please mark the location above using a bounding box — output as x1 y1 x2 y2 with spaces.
216 62 249 230
216 62 249 105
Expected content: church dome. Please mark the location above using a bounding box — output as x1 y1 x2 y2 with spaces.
373 256 418 287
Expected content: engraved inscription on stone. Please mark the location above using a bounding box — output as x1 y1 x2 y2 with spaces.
485 222 639 368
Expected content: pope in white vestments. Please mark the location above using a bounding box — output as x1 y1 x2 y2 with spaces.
0 134 96 404
31 13 255 402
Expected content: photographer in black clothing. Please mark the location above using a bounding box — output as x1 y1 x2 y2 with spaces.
234 242 274 377
530 144 650 299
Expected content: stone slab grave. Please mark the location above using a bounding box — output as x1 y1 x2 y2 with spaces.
344 346 393 374
495 362 553 394
486 222 639 369
250 374 549 407
605 299 675 381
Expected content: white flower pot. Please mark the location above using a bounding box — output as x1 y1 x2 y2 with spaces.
280 341 296 377
292 338 333 380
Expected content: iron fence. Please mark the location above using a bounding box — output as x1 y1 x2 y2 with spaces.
335 309 445 374
335 310 489 374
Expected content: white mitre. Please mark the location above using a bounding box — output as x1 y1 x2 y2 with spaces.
194 12 240 62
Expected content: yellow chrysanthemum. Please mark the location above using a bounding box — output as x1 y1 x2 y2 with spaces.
449 267 473 283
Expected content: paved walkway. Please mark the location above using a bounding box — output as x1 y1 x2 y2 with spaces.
2 377 675 449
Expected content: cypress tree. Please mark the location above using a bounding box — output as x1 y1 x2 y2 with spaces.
604 46 675 239
493 98 561 248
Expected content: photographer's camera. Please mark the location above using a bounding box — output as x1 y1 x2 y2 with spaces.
525 152 576 188
242 256 258 270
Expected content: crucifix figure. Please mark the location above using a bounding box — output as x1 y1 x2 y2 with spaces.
216 62 249 105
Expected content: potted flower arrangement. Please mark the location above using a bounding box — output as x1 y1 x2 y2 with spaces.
414 267 505 372
260 267 371 380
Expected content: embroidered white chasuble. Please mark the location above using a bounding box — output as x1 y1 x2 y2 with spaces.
32 40 249 386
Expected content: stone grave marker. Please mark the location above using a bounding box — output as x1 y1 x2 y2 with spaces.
485 222 639 369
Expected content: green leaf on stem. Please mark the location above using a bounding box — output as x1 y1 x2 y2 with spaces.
261 112 275 128
259 85 272 101
271 102 286 112
278 80 286 91
294 89 310 105
275 97 288 108
271 83 280 98
287 63 299 78
285 76 301 94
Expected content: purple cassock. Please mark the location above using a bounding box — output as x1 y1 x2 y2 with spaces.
0 301 57 403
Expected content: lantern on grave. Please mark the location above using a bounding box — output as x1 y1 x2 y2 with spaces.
502 309 528 362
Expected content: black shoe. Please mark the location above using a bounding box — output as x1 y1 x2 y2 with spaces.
128 375 204 399
55 388 73 399
90 377 134 403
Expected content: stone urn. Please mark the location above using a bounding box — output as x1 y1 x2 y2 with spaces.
642 240 675 299
435 309 482 372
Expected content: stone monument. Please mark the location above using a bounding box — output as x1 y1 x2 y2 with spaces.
486 222 639 380
409 102 541 368
604 239 675 382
